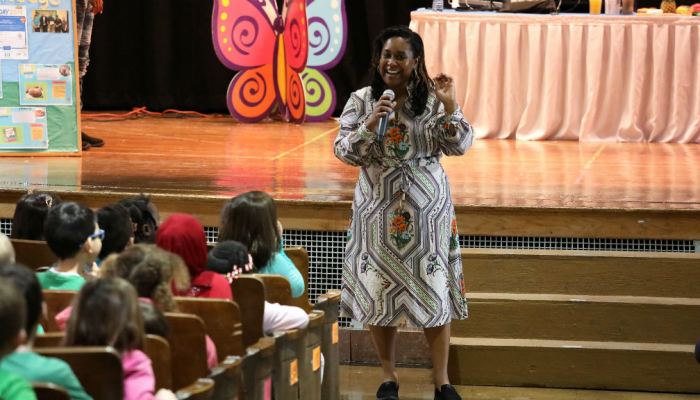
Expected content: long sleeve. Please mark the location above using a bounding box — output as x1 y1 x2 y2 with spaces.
205 335 218 369
259 248 305 299
263 301 309 335
122 351 157 400
431 103 475 156
334 89 379 167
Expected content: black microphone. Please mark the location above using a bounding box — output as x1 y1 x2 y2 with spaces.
376 89 395 142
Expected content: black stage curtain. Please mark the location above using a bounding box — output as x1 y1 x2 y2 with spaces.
82 0 680 115
82 0 426 115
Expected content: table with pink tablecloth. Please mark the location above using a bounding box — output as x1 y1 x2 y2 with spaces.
410 11 700 142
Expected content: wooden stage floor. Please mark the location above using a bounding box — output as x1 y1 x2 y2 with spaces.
339 366 700 400
0 115 698 239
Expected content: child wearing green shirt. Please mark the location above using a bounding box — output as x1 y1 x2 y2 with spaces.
0 264 92 400
37 202 103 290
0 280 36 400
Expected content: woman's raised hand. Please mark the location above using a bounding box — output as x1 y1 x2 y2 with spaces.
434 73 458 114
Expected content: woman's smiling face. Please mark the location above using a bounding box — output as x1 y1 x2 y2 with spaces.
378 37 419 91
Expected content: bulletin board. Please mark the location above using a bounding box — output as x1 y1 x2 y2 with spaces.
0 0 80 156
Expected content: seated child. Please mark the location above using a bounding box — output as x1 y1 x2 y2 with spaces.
38 202 103 290
96 244 218 368
11 193 61 240
219 191 305 298
118 195 160 244
208 241 309 335
157 214 233 301
0 279 37 400
140 301 170 339
96 203 134 265
0 263 91 400
65 277 177 400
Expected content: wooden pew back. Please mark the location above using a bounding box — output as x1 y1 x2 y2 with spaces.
313 290 341 400
209 355 242 400
164 312 210 390
284 247 312 313
42 290 75 332
241 337 275 400
175 297 245 359
35 347 124 400
176 378 215 400
144 334 173 391
299 311 325 400
229 276 265 348
34 332 65 348
11 239 55 270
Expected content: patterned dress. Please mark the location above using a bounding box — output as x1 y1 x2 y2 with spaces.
335 86 474 328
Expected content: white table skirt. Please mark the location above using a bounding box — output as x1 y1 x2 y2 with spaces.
410 11 700 142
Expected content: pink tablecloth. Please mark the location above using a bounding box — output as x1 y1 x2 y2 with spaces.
410 11 700 142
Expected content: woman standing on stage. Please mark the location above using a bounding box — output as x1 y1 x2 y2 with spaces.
334 26 474 400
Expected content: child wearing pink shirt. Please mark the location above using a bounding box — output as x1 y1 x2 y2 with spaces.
64 277 177 400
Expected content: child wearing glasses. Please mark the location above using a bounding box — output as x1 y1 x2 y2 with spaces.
37 202 103 290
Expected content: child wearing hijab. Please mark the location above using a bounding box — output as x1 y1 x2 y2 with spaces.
156 214 232 300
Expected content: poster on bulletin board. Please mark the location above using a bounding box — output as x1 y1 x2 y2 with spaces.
0 0 80 155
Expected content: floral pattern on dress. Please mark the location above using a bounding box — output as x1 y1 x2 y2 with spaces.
389 207 414 250
385 122 411 159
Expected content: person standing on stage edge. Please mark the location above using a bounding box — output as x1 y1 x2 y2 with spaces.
77 0 105 151
334 26 474 400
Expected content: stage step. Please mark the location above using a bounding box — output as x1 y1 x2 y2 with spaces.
454 293 700 344
462 249 700 298
448 337 699 393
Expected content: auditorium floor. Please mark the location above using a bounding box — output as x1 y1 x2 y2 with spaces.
339 366 700 400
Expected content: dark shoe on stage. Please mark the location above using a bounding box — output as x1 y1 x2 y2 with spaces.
81 132 104 147
376 381 399 400
82 141 91 151
434 384 461 400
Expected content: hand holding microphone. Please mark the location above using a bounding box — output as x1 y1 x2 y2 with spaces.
365 89 396 141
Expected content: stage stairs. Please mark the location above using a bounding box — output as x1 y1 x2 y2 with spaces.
449 249 700 393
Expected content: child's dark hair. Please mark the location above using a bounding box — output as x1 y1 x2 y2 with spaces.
65 277 144 353
207 240 254 274
11 192 61 240
96 203 133 260
118 195 157 244
0 279 26 357
219 191 280 269
44 202 97 260
100 244 184 313
370 26 432 117
139 301 170 339
0 263 43 338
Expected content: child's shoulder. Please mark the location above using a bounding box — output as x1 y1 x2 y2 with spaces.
0 369 36 400
3 351 74 379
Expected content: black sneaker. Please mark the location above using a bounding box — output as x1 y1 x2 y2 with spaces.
81 132 104 147
434 384 461 400
376 381 399 400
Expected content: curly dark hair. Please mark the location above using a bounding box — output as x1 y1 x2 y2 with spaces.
370 26 433 117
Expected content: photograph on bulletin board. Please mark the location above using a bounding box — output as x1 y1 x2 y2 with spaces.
0 0 80 155
19 64 74 106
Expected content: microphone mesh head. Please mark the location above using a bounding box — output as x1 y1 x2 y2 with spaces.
383 89 395 101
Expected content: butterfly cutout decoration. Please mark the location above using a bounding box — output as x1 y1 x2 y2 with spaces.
212 0 346 123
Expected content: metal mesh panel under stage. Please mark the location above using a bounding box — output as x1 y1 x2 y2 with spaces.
3 218 697 328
